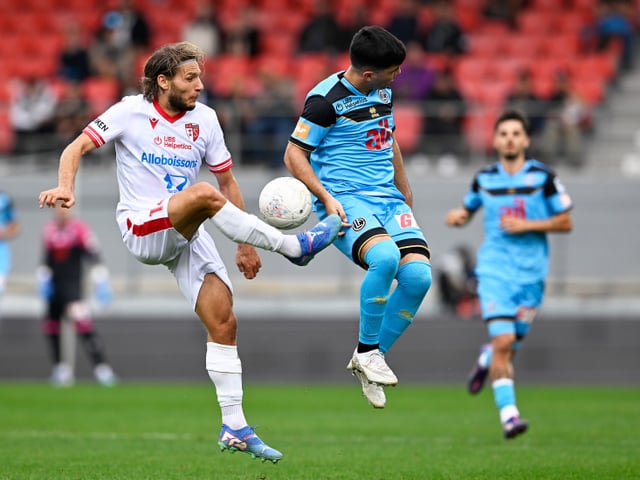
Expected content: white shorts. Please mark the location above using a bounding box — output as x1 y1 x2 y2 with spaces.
119 199 232 310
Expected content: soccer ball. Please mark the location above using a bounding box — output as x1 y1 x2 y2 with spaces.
258 177 312 230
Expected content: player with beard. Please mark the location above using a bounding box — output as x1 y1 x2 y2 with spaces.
445 109 573 439
39 41 343 463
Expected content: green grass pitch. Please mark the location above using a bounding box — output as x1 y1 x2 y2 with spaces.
0 382 638 479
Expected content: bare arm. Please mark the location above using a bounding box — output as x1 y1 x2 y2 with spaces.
38 133 96 209
501 210 573 234
391 133 413 208
283 142 347 223
446 207 474 227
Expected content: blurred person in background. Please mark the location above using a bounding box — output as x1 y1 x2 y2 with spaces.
391 41 437 103
39 41 341 464
53 81 91 149
385 0 423 46
224 6 260 57
182 2 222 58
540 71 592 168
242 69 297 170
285 26 432 410
445 109 573 440
38 205 117 387
58 24 91 83
298 0 344 54
422 68 467 160
9 77 58 155
0 191 20 309
423 1 467 56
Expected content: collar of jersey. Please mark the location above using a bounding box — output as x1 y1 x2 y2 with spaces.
153 99 187 123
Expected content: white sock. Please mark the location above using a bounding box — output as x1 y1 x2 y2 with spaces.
206 342 248 429
210 201 301 257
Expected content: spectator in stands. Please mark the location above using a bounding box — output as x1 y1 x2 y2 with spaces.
594 0 635 71
242 70 297 170
224 6 260 57
53 81 91 149
9 77 58 154
182 2 222 58
482 0 526 30
92 0 151 92
392 42 437 102
540 71 591 167
385 0 423 46
103 0 151 52
505 70 546 157
58 24 91 83
298 0 344 54
422 68 467 159
89 14 135 86
423 1 467 56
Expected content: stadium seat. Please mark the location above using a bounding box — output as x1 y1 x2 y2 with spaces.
255 54 293 78
572 78 606 104
206 54 256 97
464 106 499 153
0 110 15 154
82 77 121 117
570 54 618 83
517 10 555 34
467 33 504 57
393 103 424 155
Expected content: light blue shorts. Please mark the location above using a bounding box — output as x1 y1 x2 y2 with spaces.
477 275 544 322
316 194 428 266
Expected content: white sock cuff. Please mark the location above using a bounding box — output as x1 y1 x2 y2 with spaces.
206 342 242 373
492 378 514 388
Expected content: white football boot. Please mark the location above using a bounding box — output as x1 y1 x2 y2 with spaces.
347 348 398 386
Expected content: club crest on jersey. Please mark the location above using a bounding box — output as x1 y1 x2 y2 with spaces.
378 90 390 103
185 123 200 141
352 217 366 231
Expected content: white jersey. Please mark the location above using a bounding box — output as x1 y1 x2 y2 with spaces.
83 94 232 230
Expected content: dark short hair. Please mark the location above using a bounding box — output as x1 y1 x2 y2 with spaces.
494 109 530 134
349 26 406 71
140 41 205 102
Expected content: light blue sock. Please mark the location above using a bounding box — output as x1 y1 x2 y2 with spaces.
358 241 400 345
379 261 431 353
493 378 516 411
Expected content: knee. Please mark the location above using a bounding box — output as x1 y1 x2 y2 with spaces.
364 240 401 277
492 333 516 355
190 182 227 213
398 260 432 297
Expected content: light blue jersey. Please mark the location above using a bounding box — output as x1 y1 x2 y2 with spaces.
289 72 404 201
0 191 17 276
463 160 573 285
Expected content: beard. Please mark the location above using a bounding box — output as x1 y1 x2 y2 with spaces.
168 91 196 112
503 152 519 161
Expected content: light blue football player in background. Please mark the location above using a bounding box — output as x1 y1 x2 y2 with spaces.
0 191 20 307
446 109 574 439
284 26 432 409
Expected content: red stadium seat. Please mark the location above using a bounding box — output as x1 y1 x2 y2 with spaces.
82 77 121 117
393 103 424 155
206 54 253 96
0 110 16 154
572 78 606 104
